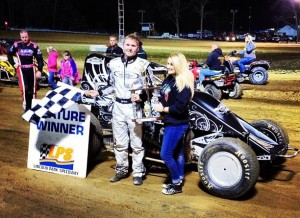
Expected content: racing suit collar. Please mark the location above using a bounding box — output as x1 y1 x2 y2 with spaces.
22 40 31 46
121 54 138 67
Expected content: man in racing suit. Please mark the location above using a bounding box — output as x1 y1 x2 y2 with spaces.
86 33 155 186
8 29 44 113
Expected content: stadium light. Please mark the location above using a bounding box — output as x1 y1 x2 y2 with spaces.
138 10 145 36
230 9 238 33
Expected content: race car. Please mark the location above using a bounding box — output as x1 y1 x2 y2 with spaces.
82 53 299 199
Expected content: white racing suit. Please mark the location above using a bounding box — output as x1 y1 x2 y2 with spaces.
102 55 153 177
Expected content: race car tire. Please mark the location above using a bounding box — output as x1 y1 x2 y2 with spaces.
198 137 259 199
88 113 104 165
204 84 222 100
249 67 268 85
0 68 10 80
38 71 49 87
251 119 289 155
228 83 243 99
251 119 290 174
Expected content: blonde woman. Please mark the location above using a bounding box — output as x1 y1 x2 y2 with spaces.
46 46 59 89
154 53 194 195
236 34 256 76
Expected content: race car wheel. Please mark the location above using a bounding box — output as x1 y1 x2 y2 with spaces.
204 84 222 100
88 113 104 165
81 81 93 90
0 69 8 80
251 119 289 155
228 83 243 99
198 137 259 199
38 72 49 87
249 67 268 85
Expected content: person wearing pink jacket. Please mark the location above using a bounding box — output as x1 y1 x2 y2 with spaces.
46 46 59 89
59 50 78 86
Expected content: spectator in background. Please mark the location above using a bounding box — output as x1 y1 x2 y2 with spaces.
106 34 123 55
7 29 44 113
235 34 256 81
137 40 147 60
133 32 147 59
46 46 59 89
58 51 78 86
198 44 224 90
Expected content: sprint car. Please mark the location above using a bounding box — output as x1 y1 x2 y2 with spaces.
83 53 299 199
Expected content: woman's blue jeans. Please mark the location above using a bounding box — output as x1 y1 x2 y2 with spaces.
237 57 254 73
62 77 73 86
48 71 57 89
160 124 188 184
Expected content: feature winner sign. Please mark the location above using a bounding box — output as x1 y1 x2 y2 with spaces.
27 100 91 178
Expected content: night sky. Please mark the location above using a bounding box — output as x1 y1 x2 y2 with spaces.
71 0 276 33
0 0 296 34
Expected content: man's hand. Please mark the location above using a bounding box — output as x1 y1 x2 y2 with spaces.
35 71 42 79
131 93 141 102
203 63 209 69
84 90 100 97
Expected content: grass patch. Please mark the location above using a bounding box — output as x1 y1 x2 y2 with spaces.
2 30 300 70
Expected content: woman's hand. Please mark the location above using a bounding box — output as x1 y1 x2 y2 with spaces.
153 102 164 112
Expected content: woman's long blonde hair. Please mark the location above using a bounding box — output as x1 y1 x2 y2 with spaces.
167 53 194 97
245 34 253 43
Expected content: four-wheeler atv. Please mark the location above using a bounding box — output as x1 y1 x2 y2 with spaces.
189 60 243 100
225 50 271 85
82 53 299 199
0 39 50 87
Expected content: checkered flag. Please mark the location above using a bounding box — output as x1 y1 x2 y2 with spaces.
40 143 53 159
22 82 84 124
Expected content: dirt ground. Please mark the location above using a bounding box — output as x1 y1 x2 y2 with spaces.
1 76 300 218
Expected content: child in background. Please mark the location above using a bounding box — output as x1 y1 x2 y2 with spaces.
46 46 59 89
59 50 78 86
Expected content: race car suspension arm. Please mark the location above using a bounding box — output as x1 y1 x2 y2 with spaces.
275 146 300 158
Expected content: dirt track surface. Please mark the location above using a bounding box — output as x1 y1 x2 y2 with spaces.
1 82 300 218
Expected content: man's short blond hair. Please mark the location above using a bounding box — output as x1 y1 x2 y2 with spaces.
124 33 140 46
211 44 219 50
